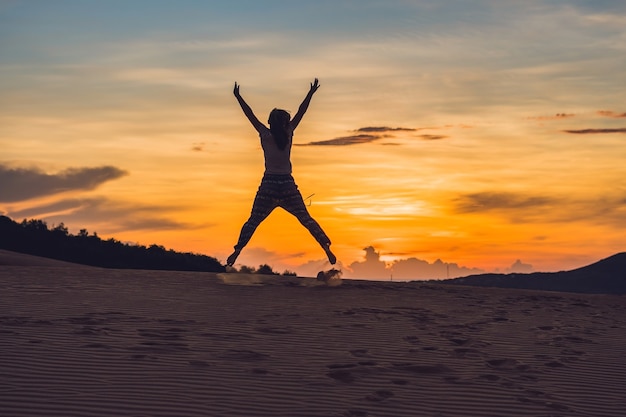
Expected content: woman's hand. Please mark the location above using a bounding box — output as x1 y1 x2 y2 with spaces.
233 82 241 97
309 78 320 94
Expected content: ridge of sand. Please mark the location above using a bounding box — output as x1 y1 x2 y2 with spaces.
1 266 625 416
0 249 89 267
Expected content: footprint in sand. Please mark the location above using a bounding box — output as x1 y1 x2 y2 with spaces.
250 368 278 375
73 326 109 336
477 374 500 381
349 349 369 357
327 361 382 384
485 358 531 373
255 326 293 334
449 337 471 346
453 347 483 359
133 341 189 353
188 360 211 368
560 348 586 357
517 394 571 413
365 390 394 402
343 410 368 417
391 379 409 385
218 349 269 361
544 360 565 368
140 327 187 339
81 342 112 349
392 363 452 374
327 369 356 383
403 335 420 345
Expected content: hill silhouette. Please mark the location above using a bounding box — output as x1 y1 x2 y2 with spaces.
0 215 225 272
441 252 626 294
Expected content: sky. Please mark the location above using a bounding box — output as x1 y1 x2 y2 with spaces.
1 0 626 279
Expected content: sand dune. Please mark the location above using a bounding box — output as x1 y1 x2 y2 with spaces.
0 249 88 267
1 259 625 416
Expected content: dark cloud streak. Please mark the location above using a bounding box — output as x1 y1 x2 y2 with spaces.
597 110 626 118
356 126 417 133
298 134 381 146
453 191 626 228
299 125 445 146
564 128 626 134
418 134 446 140
528 113 575 120
0 164 128 202
7 196 202 233
453 192 555 214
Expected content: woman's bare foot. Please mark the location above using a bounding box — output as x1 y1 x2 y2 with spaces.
226 249 241 267
323 243 336 265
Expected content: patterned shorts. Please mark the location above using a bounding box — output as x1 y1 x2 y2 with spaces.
234 174 330 250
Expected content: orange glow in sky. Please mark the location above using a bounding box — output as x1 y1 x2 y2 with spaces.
2 1 626 278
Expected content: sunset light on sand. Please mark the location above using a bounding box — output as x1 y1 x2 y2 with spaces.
2 1 626 278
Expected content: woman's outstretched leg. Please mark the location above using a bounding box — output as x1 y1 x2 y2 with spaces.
227 192 276 266
281 191 336 264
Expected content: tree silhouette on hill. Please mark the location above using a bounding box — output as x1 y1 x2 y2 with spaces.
0 215 225 272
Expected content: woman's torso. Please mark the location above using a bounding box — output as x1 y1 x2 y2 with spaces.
259 125 293 175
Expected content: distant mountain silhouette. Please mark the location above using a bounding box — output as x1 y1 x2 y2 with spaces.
441 253 626 294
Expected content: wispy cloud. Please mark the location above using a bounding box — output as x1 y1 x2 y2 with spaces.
563 128 626 134
356 126 417 133
453 192 555 214
7 196 199 233
417 134 446 140
0 164 128 203
299 126 441 146
299 134 381 146
597 110 626 118
453 191 626 228
191 142 205 152
528 113 576 121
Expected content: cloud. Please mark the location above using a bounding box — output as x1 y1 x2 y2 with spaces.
6 197 199 233
300 134 381 146
417 134 446 140
504 259 533 273
328 195 431 218
453 192 555 214
299 126 441 146
191 142 205 151
563 128 626 134
597 110 626 118
346 246 391 279
452 190 626 228
356 126 417 133
343 246 484 280
0 164 128 202
528 113 576 120
296 246 534 280
342 247 536 280
391 257 485 280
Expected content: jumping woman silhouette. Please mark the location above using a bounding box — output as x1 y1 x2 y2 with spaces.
226 78 337 267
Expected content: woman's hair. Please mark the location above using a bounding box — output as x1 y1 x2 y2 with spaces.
268 108 291 150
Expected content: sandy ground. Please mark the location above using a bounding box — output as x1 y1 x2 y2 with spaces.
0 249 84 267
1 250 625 417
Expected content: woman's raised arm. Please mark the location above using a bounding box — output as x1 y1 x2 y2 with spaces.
233 82 265 133
290 78 320 130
